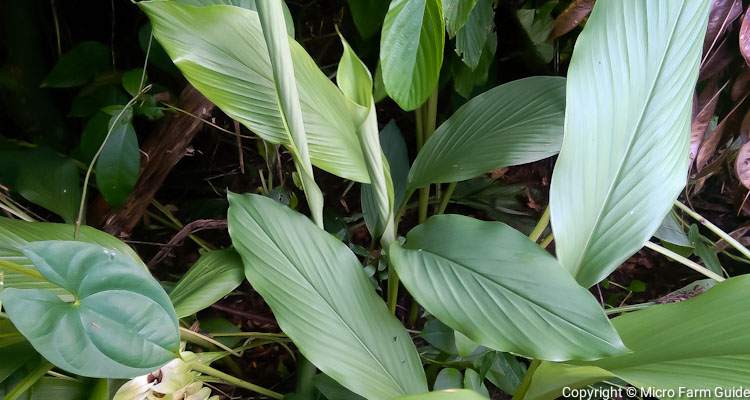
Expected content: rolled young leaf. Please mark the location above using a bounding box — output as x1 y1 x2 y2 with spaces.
380 0 445 110
227 193 427 400
408 77 565 191
550 0 711 288
256 0 323 226
169 249 244 318
389 215 627 361
337 35 395 242
139 1 369 182
1 241 179 378
525 275 750 400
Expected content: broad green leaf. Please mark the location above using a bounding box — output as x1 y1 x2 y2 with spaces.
0 320 35 383
140 1 369 182
174 0 294 36
337 35 395 241
346 0 389 39
394 389 487 400
42 42 111 88
2 241 179 378
550 0 711 288
169 249 244 318
463 369 489 398
0 376 89 400
517 5 555 63
227 193 427 400
455 0 493 69
257 0 324 225
3 147 82 223
453 32 496 98
434 368 462 390
95 113 140 208
485 352 525 395
381 0 445 110
76 112 111 163
442 0 478 37
0 217 144 295
526 275 750 400
390 215 626 361
408 77 565 191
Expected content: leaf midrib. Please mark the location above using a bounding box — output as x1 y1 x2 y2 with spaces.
566 3 688 280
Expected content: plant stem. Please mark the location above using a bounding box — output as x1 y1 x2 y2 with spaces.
605 302 655 315
644 241 725 282
529 207 550 242
4 360 53 400
436 182 457 215
416 90 439 225
190 363 283 399
674 200 750 261
512 359 540 400
539 233 554 249
0 259 44 281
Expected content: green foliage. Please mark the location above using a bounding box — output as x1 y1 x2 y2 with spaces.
381 0 445 110
1 241 179 378
391 214 626 361
169 249 244 318
227 193 427 399
42 42 111 88
95 111 140 208
550 0 711 288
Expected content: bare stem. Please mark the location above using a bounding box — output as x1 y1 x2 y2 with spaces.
644 241 725 282
675 200 750 261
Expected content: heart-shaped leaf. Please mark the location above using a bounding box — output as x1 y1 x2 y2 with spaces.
1 241 179 378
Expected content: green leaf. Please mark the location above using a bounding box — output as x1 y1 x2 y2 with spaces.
6 147 81 223
76 112 111 163
453 31 496 98
434 368 462 390
688 225 723 275
42 42 111 88
139 1 369 182
549 0 711 288
517 5 555 63
1 241 179 378
0 320 36 383
455 0 493 69
526 275 750 400
390 215 626 361
227 193 427 400
95 113 140 208
173 0 295 36
485 352 525 395
337 35 395 241
408 77 565 191
346 0 389 39
442 0 478 37
1 375 89 400
169 249 244 318
394 389 488 400
381 0 445 110
313 373 366 400
654 210 691 247
121 69 146 97
463 369 489 398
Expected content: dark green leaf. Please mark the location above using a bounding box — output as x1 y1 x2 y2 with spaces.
43 42 111 88
2 241 179 378
347 0 389 39
455 0 493 69
95 114 140 208
443 0 479 37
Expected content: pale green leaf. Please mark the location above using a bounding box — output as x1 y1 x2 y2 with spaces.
463 369 489 398
174 0 294 36
390 215 626 361
381 0 445 110
408 77 565 191
139 1 369 182
2 241 179 378
442 0 478 37
654 210 690 247
527 275 750 400
169 249 244 318
550 0 711 287
227 193 427 400
455 0 493 69
434 368 462 390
